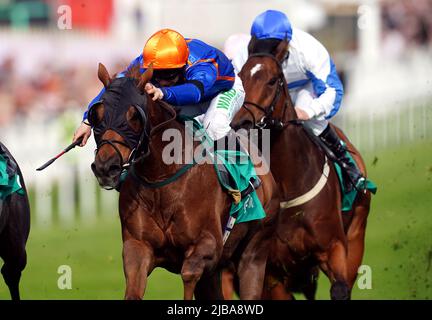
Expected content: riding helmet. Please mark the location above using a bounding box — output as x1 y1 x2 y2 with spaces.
251 10 293 41
143 29 189 69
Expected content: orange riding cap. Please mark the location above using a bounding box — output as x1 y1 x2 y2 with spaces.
143 29 189 69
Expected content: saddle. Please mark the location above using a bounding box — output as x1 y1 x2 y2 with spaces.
0 144 18 178
172 100 262 204
0 143 24 202
175 100 212 118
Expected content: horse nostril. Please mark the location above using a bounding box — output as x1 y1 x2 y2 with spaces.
238 120 253 130
231 122 240 131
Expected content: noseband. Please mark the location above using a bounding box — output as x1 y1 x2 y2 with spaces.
95 105 151 172
242 53 300 130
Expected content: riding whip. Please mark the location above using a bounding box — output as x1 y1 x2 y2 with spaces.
36 137 83 171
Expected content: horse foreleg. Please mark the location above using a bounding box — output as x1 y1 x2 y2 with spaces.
181 234 220 300
122 239 154 300
221 269 235 299
194 269 224 300
302 267 319 300
237 235 270 299
318 240 351 300
0 227 27 300
1 260 24 300
262 276 295 300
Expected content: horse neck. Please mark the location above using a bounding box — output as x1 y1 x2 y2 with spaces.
271 89 326 195
136 99 185 181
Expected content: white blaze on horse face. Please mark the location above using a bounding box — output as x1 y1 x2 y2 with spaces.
250 64 262 77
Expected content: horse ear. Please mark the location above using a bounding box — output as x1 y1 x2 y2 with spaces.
98 63 112 88
138 63 154 93
274 39 289 63
248 36 258 56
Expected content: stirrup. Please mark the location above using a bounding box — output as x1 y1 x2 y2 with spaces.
345 174 366 193
354 176 367 191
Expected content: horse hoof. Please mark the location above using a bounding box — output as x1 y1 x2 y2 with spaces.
330 281 350 300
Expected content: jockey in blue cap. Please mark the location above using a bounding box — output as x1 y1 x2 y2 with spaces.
232 10 365 191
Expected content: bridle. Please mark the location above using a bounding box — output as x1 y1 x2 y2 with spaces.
242 53 300 130
93 104 151 187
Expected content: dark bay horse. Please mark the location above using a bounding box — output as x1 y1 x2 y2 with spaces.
0 143 30 300
231 40 372 300
88 63 279 299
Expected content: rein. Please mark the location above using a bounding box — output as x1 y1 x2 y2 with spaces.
122 102 199 189
129 160 197 189
128 102 200 189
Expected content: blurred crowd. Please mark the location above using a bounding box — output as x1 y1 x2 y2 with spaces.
1 0 432 125
0 55 127 126
381 0 432 56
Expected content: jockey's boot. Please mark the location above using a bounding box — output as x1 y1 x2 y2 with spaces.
213 131 261 200
319 125 365 192
213 131 244 188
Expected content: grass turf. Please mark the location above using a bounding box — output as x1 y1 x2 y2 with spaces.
1 139 431 299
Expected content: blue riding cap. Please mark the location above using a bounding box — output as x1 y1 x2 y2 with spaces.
251 10 293 41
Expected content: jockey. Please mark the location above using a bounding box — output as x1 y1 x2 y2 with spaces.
231 10 365 191
73 28 245 146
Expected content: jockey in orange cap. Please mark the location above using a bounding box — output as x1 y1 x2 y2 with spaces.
73 29 245 146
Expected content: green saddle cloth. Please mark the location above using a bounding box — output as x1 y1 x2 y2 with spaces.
213 149 266 223
334 149 377 212
182 116 266 224
0 154 24 200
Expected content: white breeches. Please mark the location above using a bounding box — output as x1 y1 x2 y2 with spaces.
196 77 329 139
195 75 245 141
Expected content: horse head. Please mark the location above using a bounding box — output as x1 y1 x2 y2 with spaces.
88 63 153 189
231 39 296 131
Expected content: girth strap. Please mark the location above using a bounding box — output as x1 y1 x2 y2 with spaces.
280 157 330 209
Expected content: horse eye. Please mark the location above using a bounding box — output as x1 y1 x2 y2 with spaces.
130 112 139 120
268 78 278 86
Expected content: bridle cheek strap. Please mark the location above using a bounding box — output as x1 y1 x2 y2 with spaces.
243 76 286 130
95 139 130 169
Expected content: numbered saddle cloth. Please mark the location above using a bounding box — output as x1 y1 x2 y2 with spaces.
180 116 266 223
334 152 377 212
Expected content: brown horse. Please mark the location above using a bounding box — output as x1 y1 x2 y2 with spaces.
0 143 30 300
88 63 279 300
231 40 372 300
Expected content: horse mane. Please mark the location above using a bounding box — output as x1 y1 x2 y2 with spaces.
248 36 284 56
